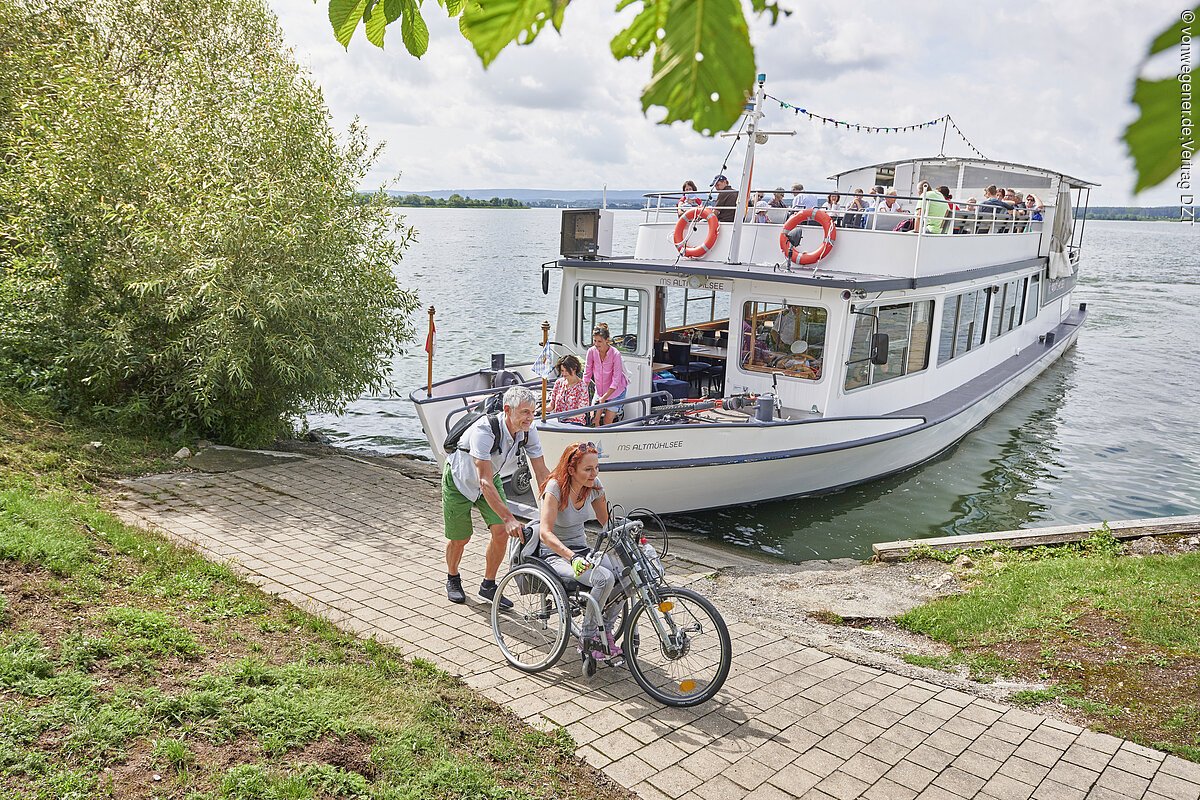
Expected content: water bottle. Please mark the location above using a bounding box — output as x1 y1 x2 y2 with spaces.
640 539 664 581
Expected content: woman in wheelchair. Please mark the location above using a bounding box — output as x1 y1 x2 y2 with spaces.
538 441 624 660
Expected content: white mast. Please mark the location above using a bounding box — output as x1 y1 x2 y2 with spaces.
727 74 767 265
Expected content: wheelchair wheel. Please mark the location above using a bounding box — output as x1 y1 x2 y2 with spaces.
625 587 731 707
491 565 570 673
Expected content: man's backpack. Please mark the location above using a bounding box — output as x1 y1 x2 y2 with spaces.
442 394 528 456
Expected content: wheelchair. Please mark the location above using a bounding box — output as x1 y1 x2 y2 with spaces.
489 514 731 708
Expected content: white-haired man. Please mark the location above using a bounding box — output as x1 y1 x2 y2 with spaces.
443 385 550 605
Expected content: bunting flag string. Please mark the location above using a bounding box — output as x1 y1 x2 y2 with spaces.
762 94 989 159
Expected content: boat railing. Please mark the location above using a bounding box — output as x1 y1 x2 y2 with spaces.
541 390 672 427
641 190 1049 236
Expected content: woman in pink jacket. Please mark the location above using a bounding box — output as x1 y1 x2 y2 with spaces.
582 323 628 427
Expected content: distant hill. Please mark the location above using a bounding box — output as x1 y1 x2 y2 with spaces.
1080 206 1183 221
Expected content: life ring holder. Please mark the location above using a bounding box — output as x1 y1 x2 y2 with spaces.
672 206 720 259
779 209 837 266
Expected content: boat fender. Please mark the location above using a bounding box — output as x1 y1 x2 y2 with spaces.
779 209 836 266
672 206 720 259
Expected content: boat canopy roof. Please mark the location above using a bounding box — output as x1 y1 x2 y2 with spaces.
827 156 1098 189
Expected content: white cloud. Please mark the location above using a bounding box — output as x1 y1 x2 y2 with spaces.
269 0 1188 205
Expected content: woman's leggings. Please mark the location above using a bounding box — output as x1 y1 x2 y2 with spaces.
547 553 623 639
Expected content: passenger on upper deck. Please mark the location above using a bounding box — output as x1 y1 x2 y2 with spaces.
712 174 739 223
914 181 950 234
677 180 702 216
769 188 787 208
821 192 844 217
878 189 908 214
1025 193 1045 221
752 192 771 223
843 189 869 229
790 182 818 211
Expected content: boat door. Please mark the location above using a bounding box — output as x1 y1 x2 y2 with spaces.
573 281 653 404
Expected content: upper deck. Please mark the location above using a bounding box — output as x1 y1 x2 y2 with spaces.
625 156 1093 284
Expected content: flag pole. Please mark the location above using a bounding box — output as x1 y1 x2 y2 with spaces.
540 320 550 421
426 305 435 398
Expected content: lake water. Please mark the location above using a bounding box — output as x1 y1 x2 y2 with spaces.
310 211 1200 561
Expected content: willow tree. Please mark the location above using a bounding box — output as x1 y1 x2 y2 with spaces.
0 0 418 445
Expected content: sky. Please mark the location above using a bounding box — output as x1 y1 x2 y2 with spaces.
267 1 1188 206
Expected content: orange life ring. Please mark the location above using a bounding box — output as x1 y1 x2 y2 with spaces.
779 209 837 266
672 206 720 259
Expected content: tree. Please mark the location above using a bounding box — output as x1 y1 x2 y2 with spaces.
327 0 1190 195
0 0 419 445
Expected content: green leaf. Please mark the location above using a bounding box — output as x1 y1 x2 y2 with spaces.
329 0 370 48
1124 77 1185 193
460 0 569 68
364 0 390 47
639 0 755 135
748 0 790 25
399 0 430 57
1148 4 1198 56
611 0 668 61
439 0 468 14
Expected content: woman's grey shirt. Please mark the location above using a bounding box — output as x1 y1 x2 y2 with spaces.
542 477 605 554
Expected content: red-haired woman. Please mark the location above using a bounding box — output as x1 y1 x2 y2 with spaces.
537 441 623 663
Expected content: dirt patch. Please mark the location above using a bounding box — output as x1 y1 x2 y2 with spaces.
981 610 1200 753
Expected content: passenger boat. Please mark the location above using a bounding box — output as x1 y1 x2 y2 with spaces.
410 79 1095 517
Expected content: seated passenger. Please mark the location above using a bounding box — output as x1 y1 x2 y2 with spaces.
677 180 703 216
878 189 908 214
769 188 788 208
538 442 624 660
843 189 869 229
712 174 739 222
821 192 844 223
752 191 771 223
1025 193 1045 221
548 354 590 424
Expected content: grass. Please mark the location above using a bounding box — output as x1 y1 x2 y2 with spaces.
899 533 1200 761
0 392 627 799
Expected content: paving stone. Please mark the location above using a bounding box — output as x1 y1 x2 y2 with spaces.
765 763 822 795
1043 760 1101 793
1061 744 1114 773
814 769 871 800
1030 779 1086 799
646 764 705 798
979 773 1037 800
1162 756 1200 784
862 778 919 800
932 765 987 797
841 751 889 784
1147 771 1200 800
886 759 939 793
1110 748 1165 779
1013 738 1068 768
1094 766 1151 797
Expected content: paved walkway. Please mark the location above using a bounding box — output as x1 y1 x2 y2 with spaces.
111 452 1200 800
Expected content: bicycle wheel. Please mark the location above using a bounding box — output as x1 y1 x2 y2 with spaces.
625 587 731 707
492 565 570 673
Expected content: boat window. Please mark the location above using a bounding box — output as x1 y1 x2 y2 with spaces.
989 278 1023 340
662 287 731 330
844 300 934 391
1025 273 1041 323
739 301 826 381
938 288 988 365
577 284 646 355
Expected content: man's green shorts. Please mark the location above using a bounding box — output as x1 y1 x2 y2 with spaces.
442 463 507 541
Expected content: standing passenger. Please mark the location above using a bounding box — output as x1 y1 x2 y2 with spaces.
583 323 628 427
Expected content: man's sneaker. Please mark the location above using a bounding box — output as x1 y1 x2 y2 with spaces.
478 581 513 610
446 575 466 604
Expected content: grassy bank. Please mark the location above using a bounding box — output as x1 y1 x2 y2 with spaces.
897 533 1200 762
0 393 627 799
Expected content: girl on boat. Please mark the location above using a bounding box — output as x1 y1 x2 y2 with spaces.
677 180 703 216
583 323 628 427
537 441 624 667
548 354 590 424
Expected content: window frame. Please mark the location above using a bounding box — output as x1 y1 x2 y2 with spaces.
843 299 935 392
737 298 831 384
576 283 648 356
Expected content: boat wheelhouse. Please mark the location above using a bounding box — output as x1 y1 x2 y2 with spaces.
411 84 1095 518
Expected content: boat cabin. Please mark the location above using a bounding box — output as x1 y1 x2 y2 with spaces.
551 156 1095 422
